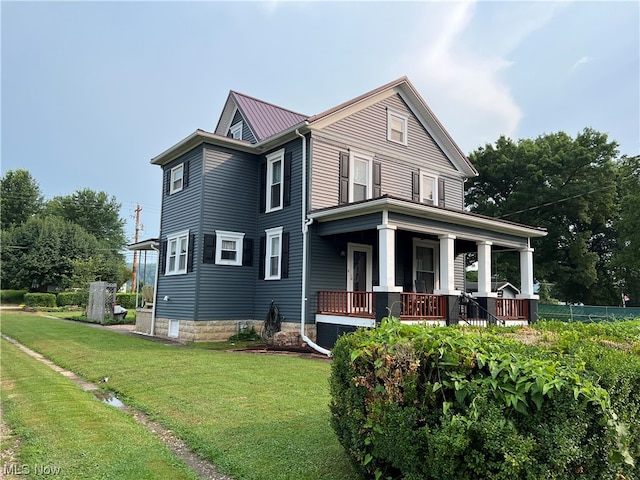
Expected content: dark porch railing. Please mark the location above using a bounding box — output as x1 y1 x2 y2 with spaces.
400 293 447 320
496 298 528 319
317 291 375 318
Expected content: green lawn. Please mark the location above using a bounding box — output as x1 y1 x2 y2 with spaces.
0 314 356 480
0 337 199 480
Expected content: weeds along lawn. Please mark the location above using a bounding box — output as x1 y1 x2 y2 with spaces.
0 337 199 480
0 314 357 480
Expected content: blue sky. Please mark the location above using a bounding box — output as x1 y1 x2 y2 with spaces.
2 1 638 262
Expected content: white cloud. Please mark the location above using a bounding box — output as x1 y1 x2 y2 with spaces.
571 55 592 71
395 1 564 152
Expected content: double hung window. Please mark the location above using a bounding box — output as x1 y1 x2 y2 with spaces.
166 230 189 275
350 151 373 202
264 227 283 280
266 149 284 212
387 110 408 145
170 164 184 194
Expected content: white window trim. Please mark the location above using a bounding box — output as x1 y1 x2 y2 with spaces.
412 238 440 292
387 109 408 146
215 230 245 266
266 148 285 213
264 226 283 280
349 150 374 203
420 170 439 206
170 164 184 194
230 122 243 140
166 229 189 275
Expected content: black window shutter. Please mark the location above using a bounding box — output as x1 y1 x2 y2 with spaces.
339 151 349 204
281 232 290 279
183 160 190 189
438 178 446 207
259 235 266 279
283 151 292 207
159 240 167 274
187 233 195 272
164 169 171 196
203 233 215 264
412 171 420 202
242 238 253 267
259 162 266 213
373 161 382 198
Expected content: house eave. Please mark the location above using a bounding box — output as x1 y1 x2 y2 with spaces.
150 123 311 166
308 196 547 239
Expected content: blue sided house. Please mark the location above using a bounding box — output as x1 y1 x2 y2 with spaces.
133 76 546 353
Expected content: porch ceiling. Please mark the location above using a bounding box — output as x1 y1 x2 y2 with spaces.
308 195 547 245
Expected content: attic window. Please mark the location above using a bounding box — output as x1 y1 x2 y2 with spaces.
229 122 243 140
387 110 408 145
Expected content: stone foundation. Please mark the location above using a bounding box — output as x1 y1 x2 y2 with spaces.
152 317 317 344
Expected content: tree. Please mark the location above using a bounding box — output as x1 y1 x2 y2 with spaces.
1 215 128 291
0 169 44 230
611 155 640 302
466 128 621 304
44 188 127 252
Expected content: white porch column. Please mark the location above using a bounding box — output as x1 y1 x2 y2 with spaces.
476 241 495 297
435 233 460 295
373 224 402 292
517 247 538 299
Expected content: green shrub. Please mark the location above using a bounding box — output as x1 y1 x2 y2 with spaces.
1 289 27 304
56 290 89 307
329 318 635 480
115 293 137 309
24 293 57 308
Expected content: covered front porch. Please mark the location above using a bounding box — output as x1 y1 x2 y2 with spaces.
306 196 546 347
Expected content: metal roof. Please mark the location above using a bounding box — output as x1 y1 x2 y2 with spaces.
231 91 308 142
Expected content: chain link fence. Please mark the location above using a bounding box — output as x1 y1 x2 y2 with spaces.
538 304 640 322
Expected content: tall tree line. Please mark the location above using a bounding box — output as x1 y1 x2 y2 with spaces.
466 128 639 305
1 169 130 291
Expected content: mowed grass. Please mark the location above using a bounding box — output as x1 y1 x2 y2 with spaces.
0 337 199 480
0 314 357 480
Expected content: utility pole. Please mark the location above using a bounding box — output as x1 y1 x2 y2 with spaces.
131 205 142 294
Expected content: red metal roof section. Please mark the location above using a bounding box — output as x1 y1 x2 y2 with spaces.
231 91 308 142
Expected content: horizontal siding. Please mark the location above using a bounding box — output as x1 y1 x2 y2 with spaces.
156 148 203 320
198 145 259 320
255 138 305 325
311 94 466 211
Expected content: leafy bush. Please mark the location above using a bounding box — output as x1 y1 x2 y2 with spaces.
329 318 635 480
56 290 89 307
229 326 261 342
115 293 137 309
1 289 27 304
24 293 56 308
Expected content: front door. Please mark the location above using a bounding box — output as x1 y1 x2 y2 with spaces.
347 243 372 313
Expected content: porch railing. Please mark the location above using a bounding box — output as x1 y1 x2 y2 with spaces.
400 293 447 319
496 298 528 319
317 291 375 318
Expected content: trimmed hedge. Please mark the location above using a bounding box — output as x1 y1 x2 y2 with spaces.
0 289 27 304
56 290 89 307
329 318 637 480
115 293 137 309
23 293 57 308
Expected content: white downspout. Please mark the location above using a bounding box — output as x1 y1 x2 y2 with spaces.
296 128 332 356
